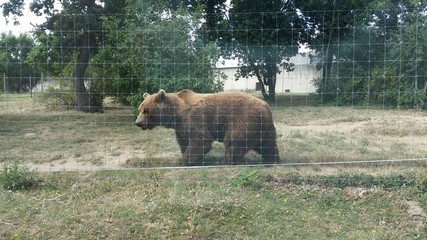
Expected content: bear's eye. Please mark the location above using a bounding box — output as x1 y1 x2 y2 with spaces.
143 108 149 115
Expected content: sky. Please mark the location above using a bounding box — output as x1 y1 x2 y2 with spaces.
0 1 45 35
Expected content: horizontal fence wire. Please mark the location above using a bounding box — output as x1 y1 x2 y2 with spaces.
30 158 427 173
1 8 426 172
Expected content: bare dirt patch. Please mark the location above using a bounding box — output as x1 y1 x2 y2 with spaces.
402 200 426 232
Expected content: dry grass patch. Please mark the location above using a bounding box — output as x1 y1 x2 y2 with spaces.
274 107 427 163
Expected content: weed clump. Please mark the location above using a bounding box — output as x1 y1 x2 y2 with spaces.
35 86 75 110
233 169 258 187
0 161 36 191
417 176 427 193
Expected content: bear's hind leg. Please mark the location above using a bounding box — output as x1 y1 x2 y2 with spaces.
224 140 247 165
260 139 280 164
182 140 212 166
176 136 188 155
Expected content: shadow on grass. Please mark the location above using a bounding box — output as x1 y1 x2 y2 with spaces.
121 150 269 168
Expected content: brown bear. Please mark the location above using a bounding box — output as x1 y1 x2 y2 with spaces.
135 89 280 165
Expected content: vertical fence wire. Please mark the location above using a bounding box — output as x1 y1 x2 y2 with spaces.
0 10 426 172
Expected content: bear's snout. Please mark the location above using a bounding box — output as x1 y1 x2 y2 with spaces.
135 120 147 129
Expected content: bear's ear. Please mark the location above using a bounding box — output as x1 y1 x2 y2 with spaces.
157 89 166 103
143 93 149 99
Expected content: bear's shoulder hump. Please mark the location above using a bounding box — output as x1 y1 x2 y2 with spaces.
176 89 205 104
177 89 195 97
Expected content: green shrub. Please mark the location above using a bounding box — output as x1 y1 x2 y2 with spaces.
0 161 36 191
417 176 427 193
233 169 258 187
36 78 105 111
36 86 75 110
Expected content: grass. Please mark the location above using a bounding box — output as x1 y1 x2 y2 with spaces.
1 93 427 170
273 106 427 163
1 93 427 238
0 167 426 239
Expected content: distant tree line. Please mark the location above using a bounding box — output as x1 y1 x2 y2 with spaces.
0 33 39 93
1 0 426 109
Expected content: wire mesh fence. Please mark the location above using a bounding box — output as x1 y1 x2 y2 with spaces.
2 5 427 240
1 8 426 172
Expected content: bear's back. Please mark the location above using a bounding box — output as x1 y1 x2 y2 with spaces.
176 90 266 108
206 91 269 111
175 90 270 118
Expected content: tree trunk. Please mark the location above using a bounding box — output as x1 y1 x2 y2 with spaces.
251 63 276 102
73 30 91 112
73 0 100 112
266 74 276 101
424 81 427 94
321 48 333 90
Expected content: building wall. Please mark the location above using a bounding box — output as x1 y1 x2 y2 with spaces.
218 55 321 93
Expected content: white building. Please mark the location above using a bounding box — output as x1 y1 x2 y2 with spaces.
217 54 321 93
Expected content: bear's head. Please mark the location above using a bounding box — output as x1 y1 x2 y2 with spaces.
135 89 178 130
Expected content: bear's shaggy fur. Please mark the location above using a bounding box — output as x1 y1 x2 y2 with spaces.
135 89 280 165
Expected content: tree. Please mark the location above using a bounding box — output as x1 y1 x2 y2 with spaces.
2 0 223 108
295 0 370 102
202 0 302 101
373 3 427 108
90 0 223 107
1 0 126 111
297 0 427 107
0 32 38 93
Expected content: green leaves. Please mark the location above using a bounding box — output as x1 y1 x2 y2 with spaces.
210 1 302 99
0 161 36 192
301 1 427 107
233 169 258 187
0 32 38 93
